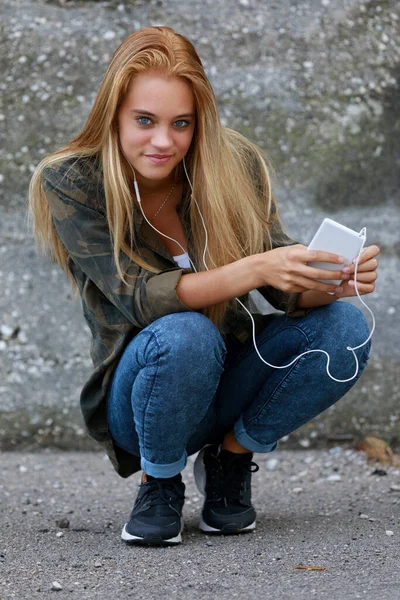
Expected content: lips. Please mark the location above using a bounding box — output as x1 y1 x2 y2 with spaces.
145 154 172 165
146 154 171 159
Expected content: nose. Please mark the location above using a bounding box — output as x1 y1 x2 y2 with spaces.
150 126 173 152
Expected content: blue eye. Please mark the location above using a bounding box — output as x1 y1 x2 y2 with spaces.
135 117 190 128
137 117 151 125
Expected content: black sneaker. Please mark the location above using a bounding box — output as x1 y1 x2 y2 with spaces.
121 474 185 546
194 444 259 534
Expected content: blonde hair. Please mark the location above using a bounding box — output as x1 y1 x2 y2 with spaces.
29 25 288 330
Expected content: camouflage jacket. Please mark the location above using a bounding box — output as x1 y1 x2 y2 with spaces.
41 156 310 478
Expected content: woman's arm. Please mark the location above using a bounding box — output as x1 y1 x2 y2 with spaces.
296 290 338 309
176 255 262 309
42 166 198 329
177 248 347 310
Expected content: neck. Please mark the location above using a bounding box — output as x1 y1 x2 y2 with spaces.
135 173 176 194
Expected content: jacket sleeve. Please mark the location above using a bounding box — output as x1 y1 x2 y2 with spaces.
256 205 311 318
41 167 198 329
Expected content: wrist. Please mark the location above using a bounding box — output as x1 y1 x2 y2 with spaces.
247 252 271 289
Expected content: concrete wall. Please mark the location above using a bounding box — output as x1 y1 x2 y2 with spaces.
1 0 399 450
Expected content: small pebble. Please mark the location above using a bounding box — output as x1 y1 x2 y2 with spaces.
55 519 69 529
56 532 64 538
51 581 62 591
292 487 303 494
359 514 369 519
390 485 400 492
206 541 213 547
326 474 342 482
266 458 279 471
0 324 14 338
386 531 394 536
371 468 387 476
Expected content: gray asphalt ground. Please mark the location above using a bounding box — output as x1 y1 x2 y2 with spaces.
1 448 399 600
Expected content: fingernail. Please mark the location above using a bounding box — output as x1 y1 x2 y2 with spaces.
343 266 351 273
349 280 355 287
338 256 345 263
342 273 350 279
335 286 343 293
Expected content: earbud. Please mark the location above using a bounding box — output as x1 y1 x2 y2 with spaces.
134 180 141 204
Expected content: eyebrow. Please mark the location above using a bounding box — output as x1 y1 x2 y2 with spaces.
130 109 195 118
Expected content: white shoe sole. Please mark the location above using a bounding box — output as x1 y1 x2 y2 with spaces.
121 520 184 545
199 515 256 533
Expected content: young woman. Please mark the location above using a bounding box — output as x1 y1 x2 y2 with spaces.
29 26 379 546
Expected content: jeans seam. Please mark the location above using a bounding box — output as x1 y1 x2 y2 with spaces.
139 330 161 460
244 325 315 428
150 314 227 369
139 322 226 463
232 319 316 366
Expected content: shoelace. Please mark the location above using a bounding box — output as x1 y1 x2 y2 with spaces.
223 458 259 505
205 452 224 502
205 450 259 506
133 479 184 516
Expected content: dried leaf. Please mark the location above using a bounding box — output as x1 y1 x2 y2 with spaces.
356 436 400 467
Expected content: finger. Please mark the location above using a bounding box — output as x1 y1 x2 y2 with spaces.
343 258 378 274
303 250 346 265
347 271 378 284
295 275 345 295
365 244 380 257
347 281 375 294
301 265 345 281
357 245 380 262
343 270 378 283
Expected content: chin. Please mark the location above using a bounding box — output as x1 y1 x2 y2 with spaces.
143 168 175 180
139 162 178 179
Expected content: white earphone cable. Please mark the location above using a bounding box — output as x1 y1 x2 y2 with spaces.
126 152 374 383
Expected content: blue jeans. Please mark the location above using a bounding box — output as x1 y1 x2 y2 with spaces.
106 302 371 478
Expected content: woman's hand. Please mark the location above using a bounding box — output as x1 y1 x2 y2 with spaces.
257 243 379 298
333 245 379 299
258 244 350 294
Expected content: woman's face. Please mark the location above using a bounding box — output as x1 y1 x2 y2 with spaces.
117 72 196 189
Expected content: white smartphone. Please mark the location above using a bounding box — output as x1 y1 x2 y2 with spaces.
307 218 366 290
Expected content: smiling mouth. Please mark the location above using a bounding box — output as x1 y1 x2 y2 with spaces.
146 154 172 158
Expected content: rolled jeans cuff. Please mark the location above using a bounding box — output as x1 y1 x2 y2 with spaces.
140 451 187 478
234 416 279 453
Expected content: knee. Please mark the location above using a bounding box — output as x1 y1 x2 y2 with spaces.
318 302 371 358
145 312 227 367
332 302 370 340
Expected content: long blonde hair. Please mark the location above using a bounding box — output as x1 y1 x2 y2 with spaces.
29 25 288 330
